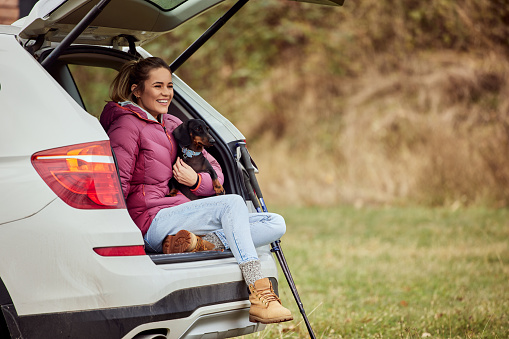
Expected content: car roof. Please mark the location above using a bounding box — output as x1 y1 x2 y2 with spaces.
18 0 225 47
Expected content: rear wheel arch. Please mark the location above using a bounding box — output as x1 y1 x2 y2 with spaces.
0 276 12 305
0 276 13 338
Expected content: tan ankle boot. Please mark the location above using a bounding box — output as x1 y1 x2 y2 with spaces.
191 236 216 252
162 230 215 254
248 278 293 324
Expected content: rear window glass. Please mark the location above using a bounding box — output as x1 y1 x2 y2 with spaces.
68 64 117 118
145 0 187 11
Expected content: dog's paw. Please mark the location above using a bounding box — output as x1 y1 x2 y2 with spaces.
168 188 179 197
214 185 225 195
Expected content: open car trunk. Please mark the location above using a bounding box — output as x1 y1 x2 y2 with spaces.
24 0 345 262
21 0 347 262
39 44 250 264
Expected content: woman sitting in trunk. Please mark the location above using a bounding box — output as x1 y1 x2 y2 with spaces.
99 57 293 324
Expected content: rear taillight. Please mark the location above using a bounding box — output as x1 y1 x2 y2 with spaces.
31 141 126 209
94 246 145 256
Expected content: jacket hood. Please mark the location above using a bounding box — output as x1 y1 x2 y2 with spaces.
100 101 154 132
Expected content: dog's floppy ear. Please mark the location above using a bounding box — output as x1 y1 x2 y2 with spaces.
172 120 192 146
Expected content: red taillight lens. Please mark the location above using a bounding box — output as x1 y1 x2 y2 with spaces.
31 141 126 209
94 246 145 256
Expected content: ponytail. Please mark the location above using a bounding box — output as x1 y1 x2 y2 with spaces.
109 57 172 103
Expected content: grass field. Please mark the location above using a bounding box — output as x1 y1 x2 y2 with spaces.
243 206 509 338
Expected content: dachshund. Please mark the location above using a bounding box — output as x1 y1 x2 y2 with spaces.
168 119 225 200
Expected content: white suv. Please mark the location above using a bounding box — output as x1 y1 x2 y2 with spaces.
0 0 343 338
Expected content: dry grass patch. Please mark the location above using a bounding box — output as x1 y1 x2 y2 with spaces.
216 50 509 208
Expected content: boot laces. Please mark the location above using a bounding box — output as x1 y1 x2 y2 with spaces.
193 238 206 251
251 285 281 306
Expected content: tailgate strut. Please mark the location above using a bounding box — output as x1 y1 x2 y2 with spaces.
41 0 112 70
170 0 250 73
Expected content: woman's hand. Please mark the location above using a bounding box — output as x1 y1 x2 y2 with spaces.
173 157 199 187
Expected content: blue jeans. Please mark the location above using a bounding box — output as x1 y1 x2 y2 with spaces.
144 194 286 264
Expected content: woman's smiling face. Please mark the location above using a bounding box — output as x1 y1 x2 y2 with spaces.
132 67 173 118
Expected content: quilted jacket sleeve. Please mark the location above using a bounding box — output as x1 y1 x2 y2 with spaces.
107 115 141 199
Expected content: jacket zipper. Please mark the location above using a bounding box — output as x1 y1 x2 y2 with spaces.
121 103 175 158
161 121 174 155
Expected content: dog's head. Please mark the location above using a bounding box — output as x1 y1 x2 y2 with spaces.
173 119 215 150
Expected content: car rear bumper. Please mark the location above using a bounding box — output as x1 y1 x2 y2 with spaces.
2 279 276 339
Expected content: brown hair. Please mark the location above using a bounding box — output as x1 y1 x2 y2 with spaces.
109 57 172 103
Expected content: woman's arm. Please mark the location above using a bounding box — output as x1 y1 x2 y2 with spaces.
172 150 224 197
190 150 224 197
172 157 198 186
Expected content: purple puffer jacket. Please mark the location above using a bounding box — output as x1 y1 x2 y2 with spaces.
100 101 224 235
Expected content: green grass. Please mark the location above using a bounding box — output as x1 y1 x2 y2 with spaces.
243 206 509 338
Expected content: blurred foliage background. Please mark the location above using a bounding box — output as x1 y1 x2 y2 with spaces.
78 0 509 208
